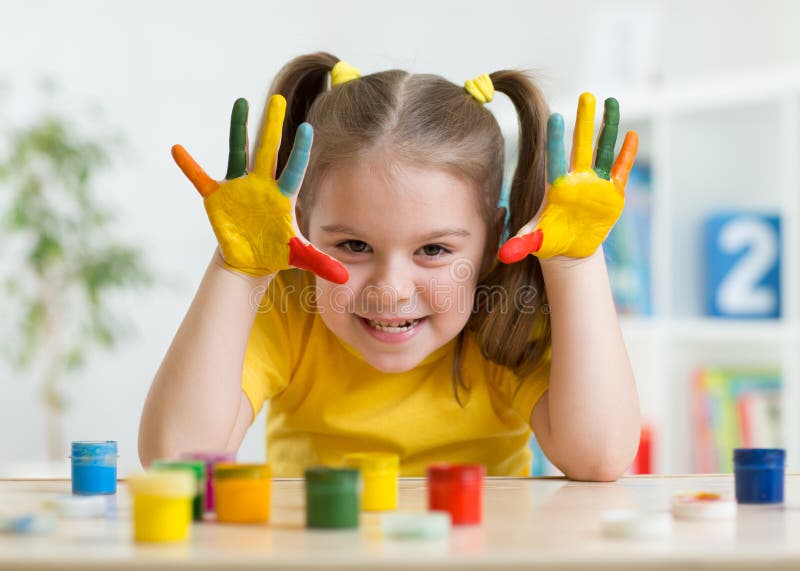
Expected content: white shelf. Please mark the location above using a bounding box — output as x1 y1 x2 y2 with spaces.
501 66 800 475
620 316 798 342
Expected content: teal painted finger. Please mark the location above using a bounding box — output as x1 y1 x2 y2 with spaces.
593 98 619 180
277 122 313 197
546 113 566 184
225 98 248 180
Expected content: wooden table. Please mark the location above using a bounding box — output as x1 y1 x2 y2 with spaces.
0 475 798 570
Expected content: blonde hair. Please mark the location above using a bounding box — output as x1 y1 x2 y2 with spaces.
265 52 551 402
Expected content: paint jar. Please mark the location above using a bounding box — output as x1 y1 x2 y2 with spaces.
734 448 785 504
70 441 118 495
305 467 360 529
343 452 399 511
181 451 235 513
127 471 194 542
427 464 484 525
214 464 271 524
151 460 206 521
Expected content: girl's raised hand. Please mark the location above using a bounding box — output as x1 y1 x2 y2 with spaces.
171 95 349 283
498 93 638 263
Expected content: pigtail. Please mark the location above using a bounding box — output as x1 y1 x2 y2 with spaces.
259 51 340 175
467 70 552 380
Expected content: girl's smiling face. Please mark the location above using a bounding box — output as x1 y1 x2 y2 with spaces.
303 155 492 373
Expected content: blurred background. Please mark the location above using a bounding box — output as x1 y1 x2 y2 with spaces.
1 0 799 477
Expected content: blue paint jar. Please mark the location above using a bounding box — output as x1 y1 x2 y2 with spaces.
71 441 118 495
733 448 785 504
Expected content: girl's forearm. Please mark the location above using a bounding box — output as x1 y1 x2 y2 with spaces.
138 248 272 466
539 246 641 480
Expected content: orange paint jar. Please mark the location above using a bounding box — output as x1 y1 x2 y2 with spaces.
214 463 271 524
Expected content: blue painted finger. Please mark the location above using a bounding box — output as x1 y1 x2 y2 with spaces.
277 122 313 197
546 113 566 184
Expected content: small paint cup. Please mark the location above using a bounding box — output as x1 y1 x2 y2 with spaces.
70 441 118 495
214 463 271 524
427 464 484 525
151 460 206 521
305 467 360 529
343 452 399 511
181 451 235 512
127 471 194 542
734 448 785 504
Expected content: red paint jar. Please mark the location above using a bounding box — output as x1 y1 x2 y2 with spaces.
427 464 484 525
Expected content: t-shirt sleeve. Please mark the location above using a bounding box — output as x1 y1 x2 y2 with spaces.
510 356 550 423
241 270 302 423
496 346 551 424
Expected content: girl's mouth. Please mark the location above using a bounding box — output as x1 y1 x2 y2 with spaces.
357 315 427 343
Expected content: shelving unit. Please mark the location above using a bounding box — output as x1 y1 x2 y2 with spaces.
496 66 800 474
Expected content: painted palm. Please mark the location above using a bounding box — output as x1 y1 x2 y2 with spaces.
499 93 639 262
172 95 348 283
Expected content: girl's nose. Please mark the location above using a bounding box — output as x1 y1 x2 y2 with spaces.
364 257 417 307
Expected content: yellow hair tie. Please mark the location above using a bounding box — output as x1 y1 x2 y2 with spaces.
331 61 361 87
464 73 494 104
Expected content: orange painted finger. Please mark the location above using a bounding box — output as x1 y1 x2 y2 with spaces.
610 131 639 193
171 144 218 197
571 92 596 172
253 94 287 179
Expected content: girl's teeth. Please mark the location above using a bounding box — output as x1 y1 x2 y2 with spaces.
366 318 420 332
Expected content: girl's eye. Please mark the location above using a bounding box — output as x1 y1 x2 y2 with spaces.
418 244 450 257
338 240 370 254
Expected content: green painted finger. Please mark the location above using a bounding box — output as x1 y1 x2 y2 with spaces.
546 113 566 184
277 122 313 197
225 98 248 180
593 98 619 180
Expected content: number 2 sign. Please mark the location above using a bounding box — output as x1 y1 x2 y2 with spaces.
704 213 781 318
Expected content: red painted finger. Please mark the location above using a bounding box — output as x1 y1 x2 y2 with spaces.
288 237 349 284
171 144 219 197
497 230 543 264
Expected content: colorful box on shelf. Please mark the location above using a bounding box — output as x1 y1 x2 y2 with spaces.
703 212 781 318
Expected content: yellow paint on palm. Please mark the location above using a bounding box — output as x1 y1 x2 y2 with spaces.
206 94 293 276
534 170 624 259
202 174 294 276
498 92 639 264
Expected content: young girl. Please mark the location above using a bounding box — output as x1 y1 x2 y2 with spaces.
139 52 640 481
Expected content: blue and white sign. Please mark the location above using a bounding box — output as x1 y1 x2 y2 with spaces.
704 213 781 318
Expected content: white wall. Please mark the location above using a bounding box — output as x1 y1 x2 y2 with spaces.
1 0 799 475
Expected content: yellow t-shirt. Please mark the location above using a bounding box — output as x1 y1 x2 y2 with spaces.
242 270 550 477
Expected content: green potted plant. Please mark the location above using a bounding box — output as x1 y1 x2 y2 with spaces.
0 83 154 461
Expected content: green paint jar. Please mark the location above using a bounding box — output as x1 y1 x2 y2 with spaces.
151 460 206 521
305 467 360 529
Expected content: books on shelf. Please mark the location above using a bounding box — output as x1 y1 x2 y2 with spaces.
605 162 652 316
692 366 781 473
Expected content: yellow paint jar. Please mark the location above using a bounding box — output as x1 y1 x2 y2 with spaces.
214 463 271 523
127 471 194 542
343 452 399 511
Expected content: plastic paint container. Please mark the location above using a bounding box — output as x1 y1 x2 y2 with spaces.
305 467 360 529
427 464 484 525
70 441 118 495
733 448 785 504
127 471 194 542
214 464 271 524
670 492 736 519
151 460 206 521
343 452 399 511
181 451 235 512
381 511 451 539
